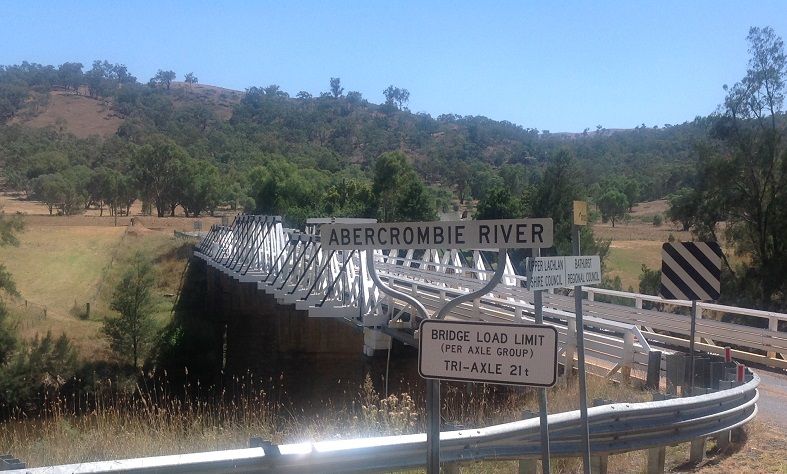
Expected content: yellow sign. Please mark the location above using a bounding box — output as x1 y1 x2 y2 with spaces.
573 201 588 226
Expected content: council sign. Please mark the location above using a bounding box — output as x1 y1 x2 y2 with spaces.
526 255 601 290
565 256 601 286
418 320 558 387
321 218 553 251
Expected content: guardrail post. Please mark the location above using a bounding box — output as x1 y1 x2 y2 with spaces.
689 436 706 464
710 361 724 390
665 353 685 396
646 445 666 474
518 410 538 474
715 430 732 452
589 400 610 474
646 351 661 390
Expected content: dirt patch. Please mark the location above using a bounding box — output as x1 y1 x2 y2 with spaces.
12 91 124 138
630 199 669 218
593 221 691 241
2 193 224 231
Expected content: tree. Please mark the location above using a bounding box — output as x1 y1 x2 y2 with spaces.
372 151 436 222
0 208 23 365
330 77 343 98
475 186 520 219
151 69 176 90
597 188 628 227
102 253 157 368
677 26 787 307
184 72 198 87
133 136 188 217
383 85 410 110
57 62 83 92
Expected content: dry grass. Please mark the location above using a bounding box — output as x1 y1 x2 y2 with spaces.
1 374 656 469
11 91 123 138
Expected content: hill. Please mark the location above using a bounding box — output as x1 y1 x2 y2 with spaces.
0 59 710 229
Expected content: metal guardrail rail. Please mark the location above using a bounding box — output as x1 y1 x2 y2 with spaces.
23 371 759 473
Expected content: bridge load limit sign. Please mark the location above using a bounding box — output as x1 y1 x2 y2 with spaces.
418 320 558 387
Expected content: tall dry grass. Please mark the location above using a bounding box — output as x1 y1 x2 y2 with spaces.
1 371 655 470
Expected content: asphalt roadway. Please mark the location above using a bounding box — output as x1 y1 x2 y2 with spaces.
754 367 787 427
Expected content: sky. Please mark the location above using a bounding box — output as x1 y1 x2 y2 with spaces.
1 1 786 133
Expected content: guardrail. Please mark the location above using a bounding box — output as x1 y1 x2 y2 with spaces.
24 369 759 473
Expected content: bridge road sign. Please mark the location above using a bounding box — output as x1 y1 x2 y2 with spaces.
419 320 558 387
659 241 722 395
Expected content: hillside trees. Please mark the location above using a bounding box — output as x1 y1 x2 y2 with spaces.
0 209 23 365
151 69 176 90
184 72 198 87
676 26 787 307
133 136 188 217
372 151 436 222
383 85 409 111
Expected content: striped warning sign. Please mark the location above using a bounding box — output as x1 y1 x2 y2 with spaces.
660 242 722 301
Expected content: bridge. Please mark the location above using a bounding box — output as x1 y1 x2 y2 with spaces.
19 214 775 473
194 214 787 378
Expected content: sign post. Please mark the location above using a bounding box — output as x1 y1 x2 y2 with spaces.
572 213 592 474
323 218 553 474
659 242 722 395
533 248 551 474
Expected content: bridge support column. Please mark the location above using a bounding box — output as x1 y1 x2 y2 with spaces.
363 328 391 357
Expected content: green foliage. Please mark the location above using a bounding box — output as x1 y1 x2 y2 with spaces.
372 151 436 222
597 188 628 227
475 186 520 219
0 331 79 406
103 253 157 368
150 69 176 90
671 26 787 308
638 264 661 296
652 214 662 226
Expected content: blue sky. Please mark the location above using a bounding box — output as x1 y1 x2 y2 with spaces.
2 1 786 132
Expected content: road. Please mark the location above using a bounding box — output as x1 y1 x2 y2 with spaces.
754 367 787 427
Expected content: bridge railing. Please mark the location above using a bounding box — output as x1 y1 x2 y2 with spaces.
194 215 787 370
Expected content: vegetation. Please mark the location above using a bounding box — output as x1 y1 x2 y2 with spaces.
668 26 787 310
102 252 157 368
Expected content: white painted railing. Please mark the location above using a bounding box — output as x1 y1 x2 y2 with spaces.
195 215 787 370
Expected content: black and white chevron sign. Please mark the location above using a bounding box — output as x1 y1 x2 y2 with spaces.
660 242 722 301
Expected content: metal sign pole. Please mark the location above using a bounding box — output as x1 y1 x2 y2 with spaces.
689 299 697 395
572 225 592 474
533 248 551 474
366 249 506 473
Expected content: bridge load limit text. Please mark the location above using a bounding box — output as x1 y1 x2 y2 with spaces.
419 320 558 387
